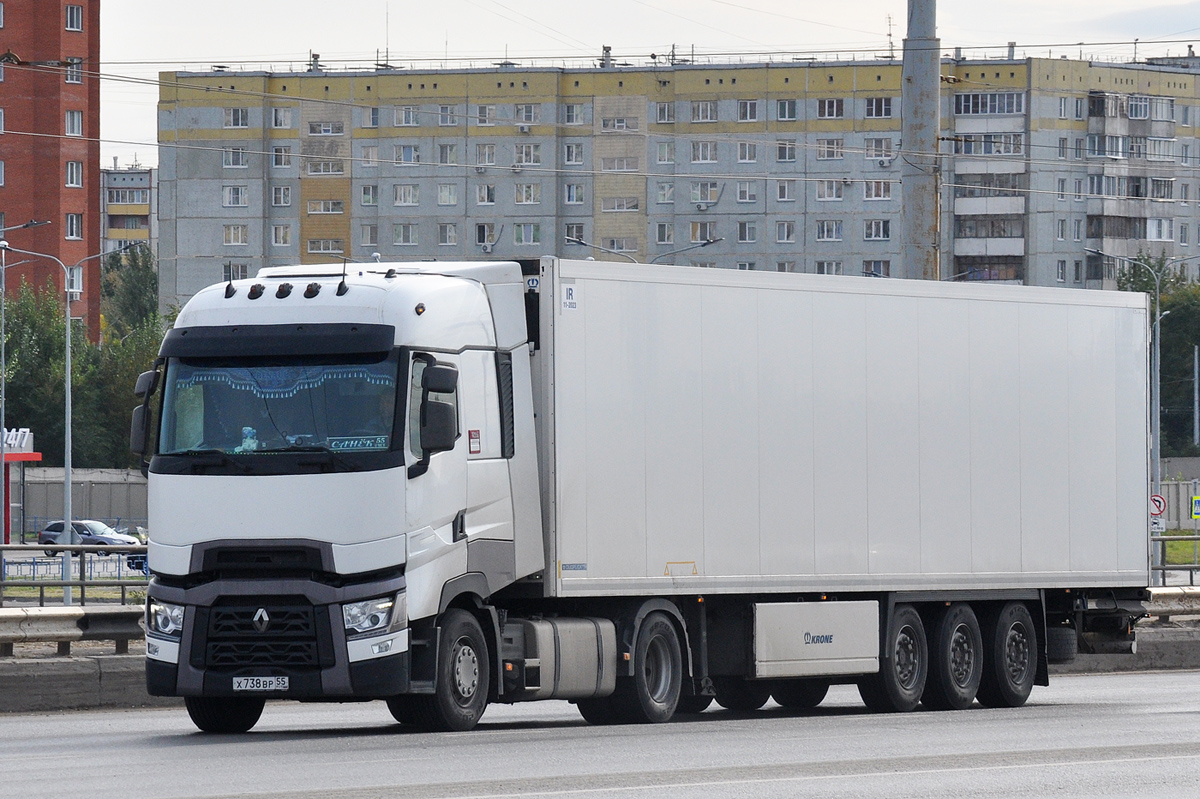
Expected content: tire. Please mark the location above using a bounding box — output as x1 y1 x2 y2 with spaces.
414 609 490 732
1046 626 1077 664
575 694 623 725
772 679 830 709
857 603 927 713
385 695 420 725
976 602 1037 709
184 696 265 733
713 677 772 711
608 611 683 723
674 693 714 714
43 550 55 558
922 603 983 711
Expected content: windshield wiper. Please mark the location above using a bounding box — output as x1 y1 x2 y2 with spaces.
172 449 252 474
254 445 355 471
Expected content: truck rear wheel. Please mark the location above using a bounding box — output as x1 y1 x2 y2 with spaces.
184 696 265 733
976 602 1036 708
714 678 772 711
922 603 983 710
858 603 927 713
416 609 490 731
609 611 682 723
772 679 829 709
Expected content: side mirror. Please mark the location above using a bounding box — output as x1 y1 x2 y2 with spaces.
134 369 159 400
422 365 458 394
130 405 147 455
421 400 457 453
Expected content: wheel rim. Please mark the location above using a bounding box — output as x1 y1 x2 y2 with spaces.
1004 622 1031 685
643 634 672 704
949 623 976 688
452 637 480 704
894 624 920 690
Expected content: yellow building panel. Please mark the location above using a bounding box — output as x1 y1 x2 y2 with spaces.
107 228 149 240
106 203 150 214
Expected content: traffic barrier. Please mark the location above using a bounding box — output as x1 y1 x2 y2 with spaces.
0 605 142 657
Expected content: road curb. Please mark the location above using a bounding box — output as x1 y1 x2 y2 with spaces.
0 654 180 713
1051 624 1200 675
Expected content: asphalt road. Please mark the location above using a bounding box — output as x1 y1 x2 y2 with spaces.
4 671 1199 798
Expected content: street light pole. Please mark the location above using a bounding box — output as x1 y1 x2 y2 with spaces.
0 241 118 604
649 238 724 265
563 236 638 264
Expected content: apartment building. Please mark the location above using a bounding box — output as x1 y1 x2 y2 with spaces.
157 55 1200 308
100 160 157 256
0 0 102 335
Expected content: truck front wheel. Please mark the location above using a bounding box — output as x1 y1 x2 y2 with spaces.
858 603 927 713
184 696 265 733
417 609 490 731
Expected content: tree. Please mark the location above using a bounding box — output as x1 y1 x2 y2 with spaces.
101 244 158 340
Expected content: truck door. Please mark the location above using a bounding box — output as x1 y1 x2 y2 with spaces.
404 353 468 548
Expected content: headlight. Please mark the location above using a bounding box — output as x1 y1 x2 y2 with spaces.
342 594 405 638
147 600 185 638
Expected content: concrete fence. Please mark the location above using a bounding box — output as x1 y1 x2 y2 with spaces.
9 467 146 536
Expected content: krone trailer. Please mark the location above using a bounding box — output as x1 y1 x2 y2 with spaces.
131 257 1149 733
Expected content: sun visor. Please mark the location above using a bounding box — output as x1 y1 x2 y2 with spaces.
159 323 396 358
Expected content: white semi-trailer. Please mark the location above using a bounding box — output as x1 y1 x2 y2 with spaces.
132 258 1149 733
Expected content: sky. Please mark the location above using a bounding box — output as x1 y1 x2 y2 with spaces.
97 0 1200 168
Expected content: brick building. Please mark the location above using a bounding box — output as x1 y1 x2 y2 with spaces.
0 0 101 338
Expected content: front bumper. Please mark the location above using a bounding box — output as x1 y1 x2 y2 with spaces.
146 572 408 699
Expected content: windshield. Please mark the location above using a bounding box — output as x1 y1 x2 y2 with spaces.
158 351 400 456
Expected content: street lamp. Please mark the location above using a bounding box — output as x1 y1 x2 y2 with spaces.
649 238 724 265
564 236 638 264
0 240 120 604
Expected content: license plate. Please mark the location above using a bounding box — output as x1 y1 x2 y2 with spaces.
233 676 289 692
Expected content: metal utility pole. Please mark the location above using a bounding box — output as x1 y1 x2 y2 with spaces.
1194 344 1198 448
900 0 941 280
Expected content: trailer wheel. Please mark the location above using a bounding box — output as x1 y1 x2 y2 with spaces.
674 694 714 714
415 609 490 731
184 696 265 733
857 603 927 713
714 678 772 711
772 679 830 709
609 611 682 723
976 602 1036 708
922 603 983 710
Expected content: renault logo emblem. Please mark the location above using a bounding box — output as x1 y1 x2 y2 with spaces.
252 608 270 633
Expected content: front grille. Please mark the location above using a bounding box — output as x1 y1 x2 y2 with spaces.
209 606 314 638
207 641 318 668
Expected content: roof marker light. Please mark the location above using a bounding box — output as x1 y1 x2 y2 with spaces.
304 282 321 298
276 283 293 299
248 284 265 300
415 303 426 316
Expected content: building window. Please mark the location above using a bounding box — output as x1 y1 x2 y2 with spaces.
272 186 291 206
1074 179 1083 200
816 138 841 160
1148 218 1173 241
438 224 457 245
656 182 674 204
601 117 638 131
601 197 639 212
816 260 843 275
1059 97 1069 119
222 186 248 207
272 146 292 168
1056 219 1066 240
0 161 4 186
476 143 495 165
737 142 757 163
65 110 82 136
394 224 418 246
362 145 379 168
736 262 755 271
816 220 842 241
514 143 540 165
601 156 638 171
864 219 891 240
1074 260 1082 282
65 4 82 30
438 143 458 165
691 101 717 122
656 223 674 245
515 183 541 204
307 239 343 254
1058 138 1068 159
777 99 797 121
1057 260 1067 282
223 108 248 128
817 98 844 119
106 188 149 204
605 238 636 252
1182 224 1190 246
476 184 496 205
690 221 716 242
439 105 457 126
691 182 719 204
307 199 344 214
816 180 843 201
736 181 757 203
361 185 378 206
1075 97 1085 119
362 107 379 128
64 57 82 84
690 141 717 163
437 184 458 205
656 102 675 123
271 225 291 246
776 221 795 243
565 184 585 204
1057 178 1067 200
563 104 584 124
223 225 248 246
394 184 419 205
514 104 539 124
65 160 82 187
954 133 1024 156
564 223 584 242
864 138 893 159
863 260 891 277
477 223 497 245
477 105 495 126
564 143 584 164
222 147 248 168
65 213 82 240
514 223 541 245
397 106 419 126
223 263 249 281
865 97 892 118
776 262 795 272
395 145 419 165
360 225 377 247
657 141 675 164
864 180 891 200
1073 219 1082 241
777 180 796 201
953 92 1025 115
737 100 758 122
307 159 344 175
776 140 796 162
271 108 292 128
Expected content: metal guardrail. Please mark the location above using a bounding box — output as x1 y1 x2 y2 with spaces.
0 604 144 657
0 544 149 607
1146 587 1200 620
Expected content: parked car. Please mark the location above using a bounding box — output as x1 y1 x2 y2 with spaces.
38 520 140 557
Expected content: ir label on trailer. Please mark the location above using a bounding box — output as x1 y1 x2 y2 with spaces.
562 284 579 311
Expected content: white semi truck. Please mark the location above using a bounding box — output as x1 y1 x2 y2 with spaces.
132 257 1150 733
